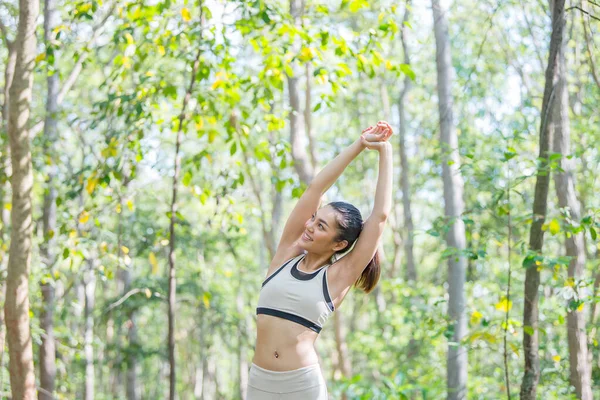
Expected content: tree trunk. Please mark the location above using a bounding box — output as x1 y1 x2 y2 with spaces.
520 1 566 399
305 63 319 171
431 1 468 398
4 0 39 397
398 1 416 282
288 0 314 185
84 263 96 400
551 10 592 398
39 0 60 397
167 7 205 398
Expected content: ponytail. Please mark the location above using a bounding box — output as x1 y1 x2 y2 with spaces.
353 248 381 294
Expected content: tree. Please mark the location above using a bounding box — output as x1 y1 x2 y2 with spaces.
431 0 468 398
552 5 592 398
39 0 60 398
4 0 39 398
520 1 566 398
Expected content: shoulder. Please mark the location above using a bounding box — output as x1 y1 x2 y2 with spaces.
269 241 305 271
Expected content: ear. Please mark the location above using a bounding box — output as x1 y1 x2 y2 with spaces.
333 240 348 253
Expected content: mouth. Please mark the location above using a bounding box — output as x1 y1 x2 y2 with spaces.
302 232 313 241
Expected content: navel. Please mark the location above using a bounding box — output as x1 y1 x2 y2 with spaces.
274 350 279 358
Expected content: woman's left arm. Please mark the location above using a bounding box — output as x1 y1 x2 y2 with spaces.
340 141 393 279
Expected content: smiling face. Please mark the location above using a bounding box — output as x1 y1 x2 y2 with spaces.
299 206 348 255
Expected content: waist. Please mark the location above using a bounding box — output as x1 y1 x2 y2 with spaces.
253 314 320 371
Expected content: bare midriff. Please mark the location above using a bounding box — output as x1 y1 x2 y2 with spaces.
252 314 320 371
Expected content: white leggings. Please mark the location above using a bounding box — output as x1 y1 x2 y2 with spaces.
246 362 328 399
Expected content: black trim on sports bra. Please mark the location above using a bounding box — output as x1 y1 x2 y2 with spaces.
256 307 322 333
290 254 328 281
262 256 299 287
322 270 335 312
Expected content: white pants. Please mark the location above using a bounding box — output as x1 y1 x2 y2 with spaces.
246 362 328 399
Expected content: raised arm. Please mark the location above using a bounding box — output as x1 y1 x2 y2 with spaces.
275 137 367 253
341 139 393 282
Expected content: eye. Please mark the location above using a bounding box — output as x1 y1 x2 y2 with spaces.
319 223 324 229
311 213 315 220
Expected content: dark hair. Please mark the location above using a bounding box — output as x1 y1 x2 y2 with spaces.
327 201 381 294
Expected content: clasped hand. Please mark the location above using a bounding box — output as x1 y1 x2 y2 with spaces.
360 121 393 151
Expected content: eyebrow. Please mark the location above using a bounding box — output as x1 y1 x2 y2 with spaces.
315 214 329 228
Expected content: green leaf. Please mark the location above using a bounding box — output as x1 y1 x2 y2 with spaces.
524 326 534 336
182 171 192 187
590 226 597 241
399 63 416 81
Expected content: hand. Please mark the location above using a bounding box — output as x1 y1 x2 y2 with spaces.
360 121 393 150
361 121 393 143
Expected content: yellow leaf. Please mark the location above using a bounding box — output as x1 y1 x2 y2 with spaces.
145 288 152 298
35 53 46 63
125 33 134 45
549 219 560 235
181 7 191 22
203 293 210 308
577 303 584 312
495 297 512 312
385 60 393 70
552 355 561 362
86 177 97 195
149 252 158 275
565 277 575 287
161 239 169 246
195 117 204 130
358 54 368 66
116 204 122 214
470 311 483 325
127 199 134 211
4 203 11 211
121 245 129 254
224 270 233 278
299 47 314 62
69 230 77 239
157 45 166 56
79 211 90 224
208 131 217 143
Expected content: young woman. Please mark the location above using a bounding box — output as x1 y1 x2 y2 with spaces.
247 121 394 399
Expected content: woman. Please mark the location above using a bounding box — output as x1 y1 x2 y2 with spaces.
247 121 394 399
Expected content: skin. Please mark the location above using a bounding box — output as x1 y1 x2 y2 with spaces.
252 121 393 371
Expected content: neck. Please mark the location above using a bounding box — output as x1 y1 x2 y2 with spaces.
301 251 333 272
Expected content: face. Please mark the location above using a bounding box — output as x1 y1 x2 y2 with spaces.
300 206 348 254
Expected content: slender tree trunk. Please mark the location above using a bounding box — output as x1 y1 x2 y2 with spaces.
39 0 60 397
84 262 96 400
168 6 205 398
398 1 416 282
431 1 468 398
305 63 318 171
551 12 592 398
0 29 16 400
520 1 565 398
288 0 314 185
4 0 39 397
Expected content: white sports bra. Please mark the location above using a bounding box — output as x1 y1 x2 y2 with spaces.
256 253 335 333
